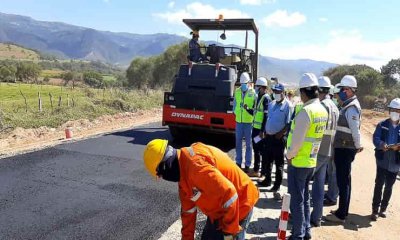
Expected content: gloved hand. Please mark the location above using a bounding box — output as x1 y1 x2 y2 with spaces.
223 234 234 240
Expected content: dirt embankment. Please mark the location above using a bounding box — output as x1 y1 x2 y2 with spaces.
0 108 162 158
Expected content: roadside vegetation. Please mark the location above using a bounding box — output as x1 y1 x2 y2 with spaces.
323 59 400 108
0 83 162 129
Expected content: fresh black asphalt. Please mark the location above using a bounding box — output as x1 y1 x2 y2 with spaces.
0 122 235 240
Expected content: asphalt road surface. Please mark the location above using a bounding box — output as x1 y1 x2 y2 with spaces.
0 122 236 240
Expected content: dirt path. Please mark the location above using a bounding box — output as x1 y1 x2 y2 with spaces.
0 109 161 158
311 111 400 240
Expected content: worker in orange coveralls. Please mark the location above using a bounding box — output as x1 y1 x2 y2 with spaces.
143 139 259 240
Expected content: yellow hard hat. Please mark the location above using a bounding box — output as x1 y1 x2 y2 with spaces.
143 139 168 178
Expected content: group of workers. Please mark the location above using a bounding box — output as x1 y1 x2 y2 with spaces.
143 71 400 239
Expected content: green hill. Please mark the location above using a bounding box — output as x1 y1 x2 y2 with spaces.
0 43 40 61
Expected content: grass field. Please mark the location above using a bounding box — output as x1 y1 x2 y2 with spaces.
0 82 163 129
0 43 40 61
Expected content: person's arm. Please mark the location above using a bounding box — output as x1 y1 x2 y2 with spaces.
372 122 385 149
275 102 293 139
345 106 362 149
179 184 197 240
189 157 241 236
261 97 269 132
286 110 310 160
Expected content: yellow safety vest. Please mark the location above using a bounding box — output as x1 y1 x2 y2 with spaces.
234 88 256 123
253 94 267 129
287 101 328 168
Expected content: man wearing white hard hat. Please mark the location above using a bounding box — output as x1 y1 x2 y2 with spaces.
310 76 339 227
370 98 400 221
233 72 257 173
325 75 363 224
248 77 271 177
286 73 328 239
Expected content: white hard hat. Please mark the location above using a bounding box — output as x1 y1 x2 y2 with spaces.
340 75 357 88
240 72 251 84
255 77 268 87
299 73 318 89
333 83 341 94
318 76 332 88
388 98 400 109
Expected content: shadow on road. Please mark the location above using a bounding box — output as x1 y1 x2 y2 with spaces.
322 213 372 231
110 127 235 152
247 216 279 236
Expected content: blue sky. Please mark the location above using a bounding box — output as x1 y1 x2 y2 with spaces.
1 0 400 68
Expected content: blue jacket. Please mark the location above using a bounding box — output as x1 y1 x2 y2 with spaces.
373 119 400 173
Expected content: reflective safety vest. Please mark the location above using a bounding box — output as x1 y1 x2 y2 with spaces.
234 88 256 123
287 101 328 168
178 143 259 239
253 94 267 129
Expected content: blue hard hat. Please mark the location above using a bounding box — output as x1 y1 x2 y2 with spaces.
272 83 285 92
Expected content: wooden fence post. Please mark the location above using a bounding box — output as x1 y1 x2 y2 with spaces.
38 92 42 112
67 94 70 107
49 93 54 111
19 90 28 113
58 96 62 107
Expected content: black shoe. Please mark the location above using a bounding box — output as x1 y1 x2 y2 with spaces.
379 211 387 218
244 166 250 173
323 198 337 206
258 178 271 187
236 163 241 168
304 234 312 240
370 212 378 221
311 220 321 227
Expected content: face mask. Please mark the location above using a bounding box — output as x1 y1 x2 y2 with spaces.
274 93 282 102
241 83 248 92
338 91 347 101
157 146 180 182
255 87 260 95
332 98 339 106
390 112 400 122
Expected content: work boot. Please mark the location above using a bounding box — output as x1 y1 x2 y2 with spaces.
244 166 250 173
311 220 321 227
379 211 387 218
323 198 337 206
370 212 378 221
258 178 271 187
324 213 345 224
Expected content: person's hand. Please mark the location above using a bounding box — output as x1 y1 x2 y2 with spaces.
259 132 264 138
243 104 248 110
223 234 234 240
356 147 364 153
381 143 389 152
275 132 284 140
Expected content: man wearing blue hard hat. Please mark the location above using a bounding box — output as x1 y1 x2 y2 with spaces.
259 83 292 192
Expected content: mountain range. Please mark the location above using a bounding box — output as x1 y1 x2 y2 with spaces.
0 12 337 84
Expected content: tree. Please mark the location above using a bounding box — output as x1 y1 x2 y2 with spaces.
62 71 74 86
126 57 154 89
380 59 400 88
126 42 188 89
15 62 41 83
83 71 104 88
0 65 17 82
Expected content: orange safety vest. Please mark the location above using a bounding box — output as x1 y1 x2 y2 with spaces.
177 143 259 239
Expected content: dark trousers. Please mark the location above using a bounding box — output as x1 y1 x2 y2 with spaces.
372 166 397 213
201 208 253 240
252 128 263 172
262 135 285 188
334 148 356 219
288 165 314 239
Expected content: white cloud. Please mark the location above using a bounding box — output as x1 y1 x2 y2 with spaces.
153 2 249 24
103 0 110 2
265 29 400 69
168 1 175 8
239 0 276 5
319 17 328 22
263 10 306 28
